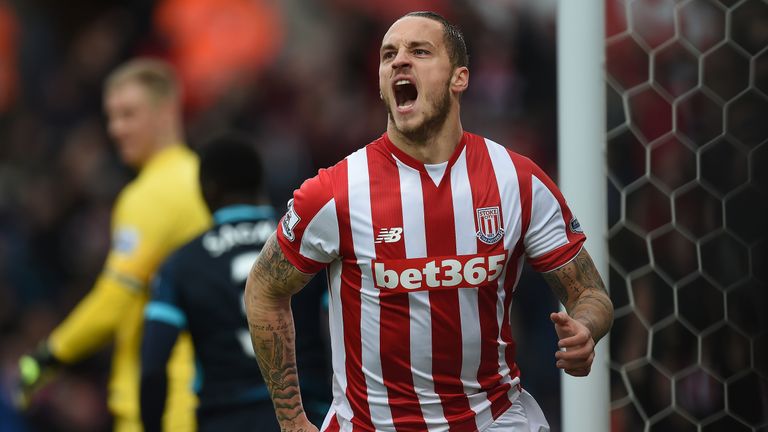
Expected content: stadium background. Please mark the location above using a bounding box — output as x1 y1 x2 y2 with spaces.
0 0 765 431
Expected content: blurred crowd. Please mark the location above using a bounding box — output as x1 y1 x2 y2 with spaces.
0 0 564 430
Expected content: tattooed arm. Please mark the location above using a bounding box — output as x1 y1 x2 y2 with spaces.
245 232 318 432
541 248 613 377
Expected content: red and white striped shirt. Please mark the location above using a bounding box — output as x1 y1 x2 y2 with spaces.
277 132 585 432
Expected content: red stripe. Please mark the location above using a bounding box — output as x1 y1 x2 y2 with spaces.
527 240 585 272
367 146 427 430
464 136 510 417
501 152 535 379
509 153 534 241
334 159 373 429
421 167 475 430
323 412 341 432
500 249 523 390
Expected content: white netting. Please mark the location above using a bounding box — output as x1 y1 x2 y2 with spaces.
605 0 768 430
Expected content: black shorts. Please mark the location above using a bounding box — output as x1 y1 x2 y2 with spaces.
197 401 280 432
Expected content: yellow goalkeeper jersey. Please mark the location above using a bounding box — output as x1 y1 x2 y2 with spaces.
48 144 211 430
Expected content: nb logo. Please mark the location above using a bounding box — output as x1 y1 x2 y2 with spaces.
375 227 403 244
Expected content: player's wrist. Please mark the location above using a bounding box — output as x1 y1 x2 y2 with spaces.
279 413 315 431
19 341 60 384
15 341 62 410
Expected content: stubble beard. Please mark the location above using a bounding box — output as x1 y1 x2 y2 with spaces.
386 82 452 145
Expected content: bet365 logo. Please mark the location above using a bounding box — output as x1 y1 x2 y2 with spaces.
372 253 507 292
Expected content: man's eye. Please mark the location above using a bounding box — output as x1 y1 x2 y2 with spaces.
414 49 429 55
382 52 395 60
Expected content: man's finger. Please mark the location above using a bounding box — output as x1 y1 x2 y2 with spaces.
558 354 593 369
556 346 590 361
550 311 570 325
565 367 591 377
19 355 42 386
558 332 591 348
557 357 590 370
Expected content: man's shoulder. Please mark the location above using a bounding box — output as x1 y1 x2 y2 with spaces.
467 132 539 175
175 232 207 259
112 178 149 217
292 135 391 203
144 148 198 187
152 234 208 294
117 148 202 208
298 146 359 191
329 135 387 167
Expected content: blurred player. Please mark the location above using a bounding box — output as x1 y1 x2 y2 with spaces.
139 134 331 432
16 58 209 431
245 11 614 432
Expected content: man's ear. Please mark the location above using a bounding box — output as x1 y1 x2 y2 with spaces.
451 67 469 93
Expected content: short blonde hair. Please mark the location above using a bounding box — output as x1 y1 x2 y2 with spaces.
104 58 180 103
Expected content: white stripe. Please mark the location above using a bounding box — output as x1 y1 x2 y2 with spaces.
396 158 447 431
339 422 355 432
347 149 394 428
450 149 491 429
327 259 354 422
320 411 333 431
340 418 354 432
451 152 476 255
397 158 427 258
484 139 522 257
299 198 340 263
527 175 569 258
485 138 524 386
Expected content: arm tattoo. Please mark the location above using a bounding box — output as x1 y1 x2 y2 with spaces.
245 232 315 426
542 249 614 342
250 234 312 293
254 331 303 422
542 271 569 305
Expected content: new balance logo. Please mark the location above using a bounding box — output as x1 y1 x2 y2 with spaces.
375 227 403 244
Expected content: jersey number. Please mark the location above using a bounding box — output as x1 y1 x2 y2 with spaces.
232 251 260 358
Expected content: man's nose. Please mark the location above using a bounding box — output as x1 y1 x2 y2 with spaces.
392 49 411 69
108 119 124 138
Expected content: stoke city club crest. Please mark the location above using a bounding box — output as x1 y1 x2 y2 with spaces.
475 206 504 245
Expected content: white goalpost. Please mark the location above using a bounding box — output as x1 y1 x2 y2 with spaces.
556 1 610 431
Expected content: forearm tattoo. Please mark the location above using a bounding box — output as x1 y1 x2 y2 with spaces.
246 233 313 426
542 249 614 342
254 328 304 422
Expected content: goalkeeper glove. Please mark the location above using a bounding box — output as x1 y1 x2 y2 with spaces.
14 342 60 410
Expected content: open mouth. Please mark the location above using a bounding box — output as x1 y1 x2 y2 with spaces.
393 79 418 109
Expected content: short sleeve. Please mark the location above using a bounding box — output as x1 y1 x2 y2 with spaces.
523 163 586 272
276 169 340 274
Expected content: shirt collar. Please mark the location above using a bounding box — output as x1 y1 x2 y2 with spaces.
213 205 275 225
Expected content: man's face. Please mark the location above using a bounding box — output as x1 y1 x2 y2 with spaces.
104 81 167 168
379 16 456 141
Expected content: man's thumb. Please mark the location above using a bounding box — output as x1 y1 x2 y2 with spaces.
550 311 569 325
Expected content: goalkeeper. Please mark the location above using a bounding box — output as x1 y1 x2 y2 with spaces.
16 58 210 431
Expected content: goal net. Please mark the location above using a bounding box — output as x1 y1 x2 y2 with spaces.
605 0 768 430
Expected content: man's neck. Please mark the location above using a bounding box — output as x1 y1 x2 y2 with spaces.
386 117 464 164
138 134 181 169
